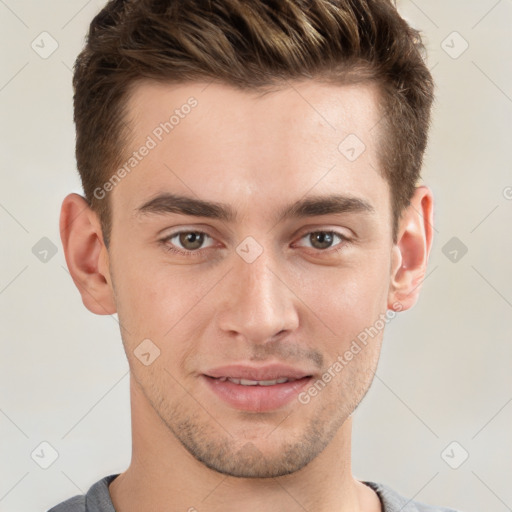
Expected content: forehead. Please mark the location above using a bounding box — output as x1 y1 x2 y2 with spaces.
124 78 383 149
112 78 389 225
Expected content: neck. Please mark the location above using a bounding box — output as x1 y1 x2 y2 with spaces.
109 375 381 512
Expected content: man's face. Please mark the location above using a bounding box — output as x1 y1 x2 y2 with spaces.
106 79 397 477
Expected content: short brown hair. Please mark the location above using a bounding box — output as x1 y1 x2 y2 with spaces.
73 0 434 248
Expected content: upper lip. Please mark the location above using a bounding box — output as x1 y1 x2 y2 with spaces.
204 364 313 381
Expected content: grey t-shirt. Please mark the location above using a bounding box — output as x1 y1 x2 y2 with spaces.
47 473 463 512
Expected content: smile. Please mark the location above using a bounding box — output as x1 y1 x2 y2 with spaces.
213 376 298 386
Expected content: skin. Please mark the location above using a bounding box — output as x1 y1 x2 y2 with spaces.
60 79 433 512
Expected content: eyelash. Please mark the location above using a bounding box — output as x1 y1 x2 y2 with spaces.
159 229 351 258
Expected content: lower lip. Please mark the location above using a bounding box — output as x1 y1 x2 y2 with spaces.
202 375 312 412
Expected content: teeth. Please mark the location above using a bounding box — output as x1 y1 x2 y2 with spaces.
239 379 259 385
223 377 294 386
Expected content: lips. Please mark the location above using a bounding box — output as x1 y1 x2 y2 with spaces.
202 364 314 412
215 376 294 386
204 363 313 381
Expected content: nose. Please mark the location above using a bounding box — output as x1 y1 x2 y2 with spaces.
216 247 300 344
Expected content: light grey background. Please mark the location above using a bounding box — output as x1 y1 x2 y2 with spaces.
1 1 511 511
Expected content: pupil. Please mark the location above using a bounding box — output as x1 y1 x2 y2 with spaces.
180 232 204 250
311 232 333 249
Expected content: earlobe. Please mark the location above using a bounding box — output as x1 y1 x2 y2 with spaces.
59 193 117 315
387 185 434 311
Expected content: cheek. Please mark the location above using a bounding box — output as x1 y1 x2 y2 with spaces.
112 263 206 382
298 254 391 344
113 255 220 342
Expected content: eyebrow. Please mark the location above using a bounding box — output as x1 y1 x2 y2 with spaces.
135 192 375 224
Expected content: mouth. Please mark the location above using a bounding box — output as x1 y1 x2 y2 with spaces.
209 376 307 386
201 366 314 412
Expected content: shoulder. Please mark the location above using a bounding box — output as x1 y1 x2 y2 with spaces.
46 474 119 512
47 495 85 512
362 481 465 512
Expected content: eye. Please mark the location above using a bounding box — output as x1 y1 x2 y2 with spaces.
161 230 215 255
159 228 351 258
295 230 349 251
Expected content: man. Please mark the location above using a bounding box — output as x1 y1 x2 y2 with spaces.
49 0 462 511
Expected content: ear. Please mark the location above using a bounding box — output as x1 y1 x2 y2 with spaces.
59 193 116 315
387 185 434 311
